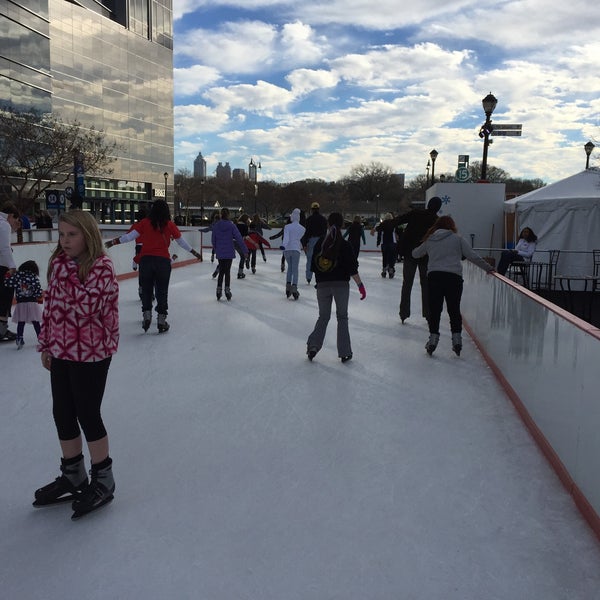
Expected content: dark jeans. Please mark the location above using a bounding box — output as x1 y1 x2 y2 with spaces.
427 271 464 334
400 255 429 321
381 243 396 271
497 250 523 275
139 255 171 315
51 357 112 442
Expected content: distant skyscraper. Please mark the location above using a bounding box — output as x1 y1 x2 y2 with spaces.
232 168 247 181
194 152 207 179
216 162 232 181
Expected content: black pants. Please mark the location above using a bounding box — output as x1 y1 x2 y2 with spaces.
217 258 232 287
139 255 171 314
497 250 522 275
427 271 463 334
51 357 111 442
400 255 429 321
0 265 14 320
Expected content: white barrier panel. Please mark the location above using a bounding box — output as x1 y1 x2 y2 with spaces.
11 226 201 286
461 262 600 537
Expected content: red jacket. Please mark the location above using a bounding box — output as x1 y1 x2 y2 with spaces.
244 231 271 250
38 253 119 362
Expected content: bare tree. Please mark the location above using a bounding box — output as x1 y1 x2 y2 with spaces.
0 107 120 214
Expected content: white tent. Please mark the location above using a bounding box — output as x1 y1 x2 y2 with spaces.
504 168 600 282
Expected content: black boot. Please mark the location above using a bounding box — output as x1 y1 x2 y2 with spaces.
291 284 299 300
71 457 115 519
33 454 88 506
142 310 152 332
286 282 291 298
157 313 170 333
225 287 232 301
216 286 222 300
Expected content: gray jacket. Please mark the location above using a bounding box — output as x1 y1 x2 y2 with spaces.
412 229 494 277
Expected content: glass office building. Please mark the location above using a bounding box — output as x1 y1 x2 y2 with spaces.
0 0 173 220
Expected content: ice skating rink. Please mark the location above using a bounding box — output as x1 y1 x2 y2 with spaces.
2 252 600 599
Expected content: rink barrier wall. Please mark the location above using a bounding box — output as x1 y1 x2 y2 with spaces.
11 226 202 286
461 263 600 541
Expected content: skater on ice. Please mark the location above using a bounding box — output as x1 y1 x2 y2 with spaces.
4 259 43 349
105 200 201 332
306 212 366 362
35 211 119 519
412 215 494 356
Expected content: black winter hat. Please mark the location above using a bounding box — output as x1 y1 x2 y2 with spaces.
427 196 442 212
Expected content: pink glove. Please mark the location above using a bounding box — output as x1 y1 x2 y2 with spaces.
358 283 366 300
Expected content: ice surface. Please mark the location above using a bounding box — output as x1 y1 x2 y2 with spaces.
2 252 599 599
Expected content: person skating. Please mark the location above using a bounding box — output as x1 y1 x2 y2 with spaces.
4 260 43 349
105 200 201 332
306 212 366 362
35 210 119 519
211 208 248 300
281 208 305 299
301 202 327 284
412 215 495 356
0 202 21 341
394 196 442 324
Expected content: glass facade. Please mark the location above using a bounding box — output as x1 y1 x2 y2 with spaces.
0 0 173 217
0 1 52 113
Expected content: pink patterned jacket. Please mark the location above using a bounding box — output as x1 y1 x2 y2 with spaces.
38 253 119 362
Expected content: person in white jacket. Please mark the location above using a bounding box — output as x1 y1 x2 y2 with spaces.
497 227 538 275
0 202 21 341
412 215 495 356
281 208 306 299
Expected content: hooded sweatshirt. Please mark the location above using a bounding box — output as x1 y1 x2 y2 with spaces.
282 209 305 252
412 229 494 277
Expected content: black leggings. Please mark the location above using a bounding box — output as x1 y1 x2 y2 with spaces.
427 271 464 334
217 258 232 287
50 357 111 442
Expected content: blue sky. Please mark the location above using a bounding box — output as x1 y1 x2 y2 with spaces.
173 0 600 184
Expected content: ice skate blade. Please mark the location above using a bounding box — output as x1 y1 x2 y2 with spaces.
33 495 79 508
71 495 114 520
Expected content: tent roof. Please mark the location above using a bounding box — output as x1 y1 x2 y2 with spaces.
504 168 600 213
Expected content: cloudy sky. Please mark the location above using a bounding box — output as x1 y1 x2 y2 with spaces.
173 0 600 185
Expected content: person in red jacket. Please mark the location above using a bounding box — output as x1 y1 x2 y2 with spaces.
35 210 119 519
105 200 201 332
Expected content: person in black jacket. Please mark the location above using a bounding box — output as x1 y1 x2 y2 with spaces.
306 212 366 363
395 196 442 324
301 202 327 284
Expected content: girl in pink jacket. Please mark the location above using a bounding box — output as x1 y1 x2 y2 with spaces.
35 210 119 519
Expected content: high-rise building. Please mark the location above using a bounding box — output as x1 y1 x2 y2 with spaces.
0 1 173 219
194 152 207 179
216 161 231 181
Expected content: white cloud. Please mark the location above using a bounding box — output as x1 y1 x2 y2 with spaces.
174 65 221 97
205 80 295 115
286 69 339 96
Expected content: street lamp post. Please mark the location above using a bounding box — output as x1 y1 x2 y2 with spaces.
480 92 498 181
375 193 380 221
584 141 595 169
426 160 430 186
249 157 262 215
163 172 168 206
429 149 438 184
200 179 205 223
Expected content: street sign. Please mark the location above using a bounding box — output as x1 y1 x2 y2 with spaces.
492 123 522 137
455 167 470 182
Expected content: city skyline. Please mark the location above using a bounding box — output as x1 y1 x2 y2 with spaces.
172 0 599 185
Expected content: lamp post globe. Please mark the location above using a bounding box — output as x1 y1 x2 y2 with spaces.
429 149 438 184
584 141 595 169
